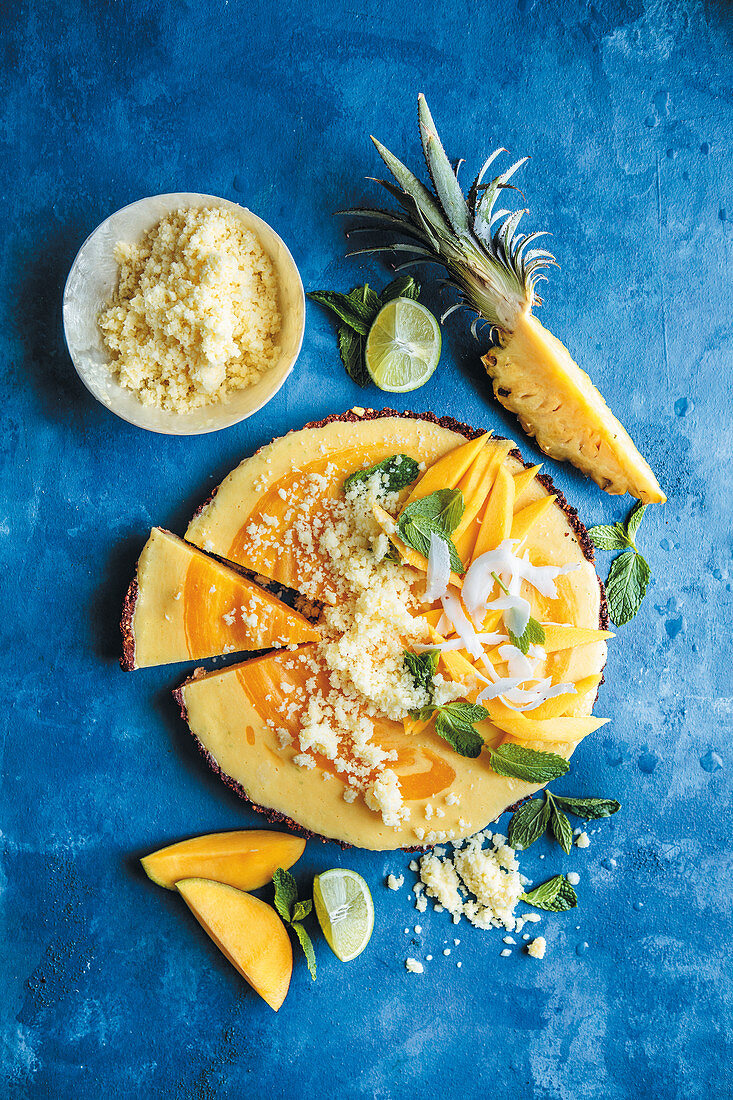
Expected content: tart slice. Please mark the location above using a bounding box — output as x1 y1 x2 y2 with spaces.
176 411 610 851
121 527 318 670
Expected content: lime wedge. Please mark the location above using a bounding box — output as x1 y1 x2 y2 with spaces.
313 868 374 962
365 297 441 392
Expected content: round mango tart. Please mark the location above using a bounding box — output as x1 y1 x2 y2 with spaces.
121 409 611 851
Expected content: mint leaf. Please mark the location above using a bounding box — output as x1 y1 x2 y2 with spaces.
592 502 652 626
606 550 651 626
404 649 439 696
522 875 578 912
292 921 317 980
553 796 620 819
588 523 631 552
344 454 419 495
508 616 546 656
489 744 569 783
625 501 647 545
400 488 464 534
337 326 368 387
507 797 551 851
273 867 298 923
292 899 312 922
381 275 420 303
549 804 574 854
418 700 488 758
434 709 484 758
397 489 465 574
307 290 374 334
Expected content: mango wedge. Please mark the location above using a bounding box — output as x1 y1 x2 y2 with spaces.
473 464 515 558
486 702 608 743
141 830 305 891
176 879 292 1012
454 442 513 562
542 624 615 652
517 674 602 721
510 494 557 549
513 464 542 507
403 432 491 507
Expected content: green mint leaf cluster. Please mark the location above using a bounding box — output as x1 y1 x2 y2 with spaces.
307 277 421 388
343 453 420 495
521 875 578 912
272 868 317 980
589 502 651 626
404 649 439 696
508 790 620 852
489 743 569 783
396 488 465 573
412 700 488 758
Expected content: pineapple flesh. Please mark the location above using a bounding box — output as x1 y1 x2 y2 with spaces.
486 310 665 502
343 94 665 504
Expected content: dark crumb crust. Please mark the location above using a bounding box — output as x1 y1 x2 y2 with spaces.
175 407 609 849
120 579 138 671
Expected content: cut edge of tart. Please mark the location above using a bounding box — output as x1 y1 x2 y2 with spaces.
120 527 318 670
164 408 610 851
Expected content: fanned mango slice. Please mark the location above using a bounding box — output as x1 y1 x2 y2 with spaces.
454 441 513 562
485 699 608 743
542 624 615 652
121 528 318 669
472 464 515 558
513 464 542 507
517 674 601 721
511 494 557 549
176 879 292 1012
141 830 305 891
402 432 491 507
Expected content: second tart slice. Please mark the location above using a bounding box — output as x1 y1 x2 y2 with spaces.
121 528 319 670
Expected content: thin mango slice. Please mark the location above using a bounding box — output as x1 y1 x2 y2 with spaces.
542 624 615 652
472 464 516 559
513 464 542 507
511 494 557 549
402 432 491 506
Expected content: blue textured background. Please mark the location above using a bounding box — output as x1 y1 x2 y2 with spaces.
2 2 732 1097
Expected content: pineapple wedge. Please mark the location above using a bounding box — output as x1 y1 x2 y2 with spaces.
484 310 665 502
344 94 665 504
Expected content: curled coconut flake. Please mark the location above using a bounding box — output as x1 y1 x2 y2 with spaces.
501 680 577 712
425 530 451 603
414 631 507 654
441 592 485 660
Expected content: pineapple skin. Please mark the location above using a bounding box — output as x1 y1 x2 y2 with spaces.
483 311 666 504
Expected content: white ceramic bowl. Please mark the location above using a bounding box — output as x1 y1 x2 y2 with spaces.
63 193 305 435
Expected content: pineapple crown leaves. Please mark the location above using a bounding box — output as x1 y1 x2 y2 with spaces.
339 93 557 335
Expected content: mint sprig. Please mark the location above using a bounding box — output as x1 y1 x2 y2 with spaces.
397 489 465 573
489 743 569 783
308 277 421 388
344 454 420 495
404 649 440 697
508 790 620 852
521 875 578 912
589 502 651 626
273 868 317 980
412 700 488 758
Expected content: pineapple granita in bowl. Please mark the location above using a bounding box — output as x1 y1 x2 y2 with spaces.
63 193 305 435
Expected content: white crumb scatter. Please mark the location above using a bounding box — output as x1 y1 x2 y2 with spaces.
454 939 460 946
445 792 460 806
567 872 580 886
527 936 547 960
523 933 530 941
386 874 404 891
409 860 419 872
343 788 358 804
98 206 281 413
405 958 424 974
500 949 512 957
456 961 462 968
443 948 451 956
503 936 516 945
414 925 422 934
575 831 591 849
415 895 428 914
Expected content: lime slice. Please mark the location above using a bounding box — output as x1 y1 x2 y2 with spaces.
365 297 441 392
313 868 374 962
